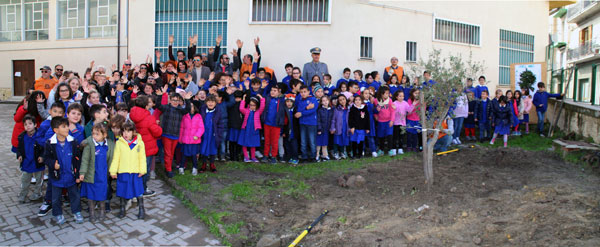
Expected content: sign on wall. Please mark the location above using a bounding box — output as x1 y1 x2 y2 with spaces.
514 63 543 94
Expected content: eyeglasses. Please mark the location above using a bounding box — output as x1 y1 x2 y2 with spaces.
124 63 132 66
59 89 70 92
292 72 300 75
222 57 230 60
193 59 201 61
140 67 147 70
41 70 50 73
56 69 63 71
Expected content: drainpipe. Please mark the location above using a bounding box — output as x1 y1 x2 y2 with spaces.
559 68 564 94
117 0 121 70
591 64 597 105
573 67 578 102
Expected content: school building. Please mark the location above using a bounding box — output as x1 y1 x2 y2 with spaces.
1 0 554 100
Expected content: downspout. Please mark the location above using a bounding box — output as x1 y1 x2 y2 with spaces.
117 0 121 70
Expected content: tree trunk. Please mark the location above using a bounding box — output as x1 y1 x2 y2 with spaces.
419 92 435 190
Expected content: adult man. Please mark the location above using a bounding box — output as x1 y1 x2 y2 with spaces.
33 66 58 97
238 37 261 76
190 54 211 84
383 57 404 83
303 47 328 83
53 64 64 80
212 35 240 75
168 34 197 62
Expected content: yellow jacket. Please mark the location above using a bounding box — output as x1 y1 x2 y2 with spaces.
109 134 147 176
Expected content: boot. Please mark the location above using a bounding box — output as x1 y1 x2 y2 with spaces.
137 197 145 219
200 162 207 173
88 200 96 223
210 162 217 173
98 201 106 221
118 198 126 218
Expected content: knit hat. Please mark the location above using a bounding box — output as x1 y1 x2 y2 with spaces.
285 94 295 102
313 84 323 93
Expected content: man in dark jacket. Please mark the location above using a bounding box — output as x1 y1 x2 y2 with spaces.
212 35 241 75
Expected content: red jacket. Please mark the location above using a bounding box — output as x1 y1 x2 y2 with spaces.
130 106 163 156
11 105 27 149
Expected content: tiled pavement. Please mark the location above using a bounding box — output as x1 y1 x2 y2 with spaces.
0 104 220 246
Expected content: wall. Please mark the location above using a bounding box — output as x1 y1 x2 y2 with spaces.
227 0 549 95
0 0 129 99
547 99 600 143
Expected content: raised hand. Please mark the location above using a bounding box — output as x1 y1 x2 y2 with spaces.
169 34 174 45
111 64 117 72
254 36 260 46
208 72 215 81
208 47 214 54
231 49 238 57
111 88 116 96
133 85 140 94
155 49 162 59
236 39 243 49
36 94 44 103
152 72 159 78
216 35 223 45
193 34 198 45
253 52 260 62
89 60 95 69
184 92 193 99
75 93 83 102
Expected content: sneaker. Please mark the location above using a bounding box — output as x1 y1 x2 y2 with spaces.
540 134 545 137
389 149 396 156
255 151 264 159
38 202 52 216
377 150 384 156
290 159 299 165
251 158 259 163
30 177 37 184
74 212 84 224
126 199 132 210
341 152 347 159
43 174 48 181
178 167 185 175
150 171 156 179
167 171 174 178
322 156 330 161
489 139 495 145
55 215 66 225
456 138 462 144
504 142 508 148
270 157 277 164
451 138 458 145
315 156 320 162
372 152 378 158
143 189 156 197
397 148 404 154
333 153 340 160
244 158 251 163
192 168 198 176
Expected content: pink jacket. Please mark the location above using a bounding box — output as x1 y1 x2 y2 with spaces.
373 98 396 123
406 99 421 121
393 100 413 126
522 96 532 114
240 97 266 130
178 113 205 144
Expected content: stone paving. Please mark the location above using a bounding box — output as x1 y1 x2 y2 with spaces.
0 104 220 246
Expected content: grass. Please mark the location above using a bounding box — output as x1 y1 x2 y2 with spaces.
337 216 347 224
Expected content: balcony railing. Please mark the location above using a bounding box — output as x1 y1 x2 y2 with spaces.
567 40 600 62
567 0 598 20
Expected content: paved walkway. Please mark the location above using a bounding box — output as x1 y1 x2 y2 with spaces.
0 104 220 246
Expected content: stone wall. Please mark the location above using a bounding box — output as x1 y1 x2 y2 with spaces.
0 88 12 101
547 99 600 143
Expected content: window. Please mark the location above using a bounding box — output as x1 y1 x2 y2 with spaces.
434 18 480 46
155 0 228 62
499 29 534 85
0 0 49 42
406 41 417 62
251 0 330 24
57 0 118 39
360 36 373 59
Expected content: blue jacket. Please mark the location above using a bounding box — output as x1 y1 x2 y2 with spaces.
283 107 300 141
336 78 351 88
475 85 488 99
330 106 349 135
261 95 286 127
475 99 492 123
70 124 85 145
44 134 81 188
532 91 561 113
200 105 227 144
35 117 52 146
317 107 334 134
17 132 44 173
297 96 318 126
491 104 514 127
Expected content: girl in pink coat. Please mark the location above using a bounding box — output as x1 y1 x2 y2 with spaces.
178 103 205 175
238 94 266 163
392 90 413 155
521 88 533 134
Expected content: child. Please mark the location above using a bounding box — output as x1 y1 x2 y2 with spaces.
322 74 335 96
374 86 396 156
521 88 533 134
115 102 130 119
465 78 475 95
84 104 113 139
295 85 319 162
349 95 370 159
79 123 115 222
66 103 85 144
239 95 266 162
452 93 468 144
178 102 205 175
388 74 400 96
392 90 411 155
109 122 147 219
282 94 300 164
532 82 562 136
475 90 492 142
362 90 378 156
330 95 350 159
44 117 83 225
490 96 513 147
464 91 477 141
474 76 488 99
157 88 191 178
199 95 226 172
227 91 244 161
129 95 162 196
406 89 421 152
316 96 333 161
511 90 523 136
261 85 286 164
336 68 352 88
17 115 45 203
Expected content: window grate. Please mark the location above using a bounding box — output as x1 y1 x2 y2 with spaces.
406 41 417 62
251 0 330 24
499 29 534 85
360 36 373 59
0 0 49 42
434 18 480 46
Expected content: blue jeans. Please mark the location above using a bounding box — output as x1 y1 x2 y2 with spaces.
478 121 491 140
367 136 377 153
219 131 228 158
537 111 545 133
432 134 453 152
452 117 464 139
300 124 317 159
283 138 298 161
51 184 80 216
143 156 154 190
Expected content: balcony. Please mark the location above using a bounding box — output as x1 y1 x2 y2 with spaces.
567 40 600 63
567 0 600 23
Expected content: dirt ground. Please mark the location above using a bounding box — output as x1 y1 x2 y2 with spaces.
180 146 600 246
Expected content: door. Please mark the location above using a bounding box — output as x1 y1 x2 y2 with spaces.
13 60 35 96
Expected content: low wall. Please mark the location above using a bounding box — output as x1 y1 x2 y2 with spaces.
546 99 600 143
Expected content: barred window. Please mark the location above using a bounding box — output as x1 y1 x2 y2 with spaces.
499 29 534 85
251 0 330 24
0 0 49 42
406 41 417 62
360 36 373 59
434 18 480 46
57 0 85 39
57 0 118 39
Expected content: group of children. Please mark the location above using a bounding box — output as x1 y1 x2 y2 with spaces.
14 53 563 225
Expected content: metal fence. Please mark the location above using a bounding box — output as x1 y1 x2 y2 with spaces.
250 0 330 24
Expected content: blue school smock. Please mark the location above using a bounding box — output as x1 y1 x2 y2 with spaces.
350 129 366 142
265 98 279 127
365 102 377 137
238 111 261 147
376 121 394 138
115 141 144 199
52 141 76 188
389 85 399 95
406 120 421 134
200 110 218 156
80 142 108 201
228 128 241 142
70 124 85 145
494 106 511 135
323 84 336 96
333 110 350 146
182 144 201 156
21 134 44 173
